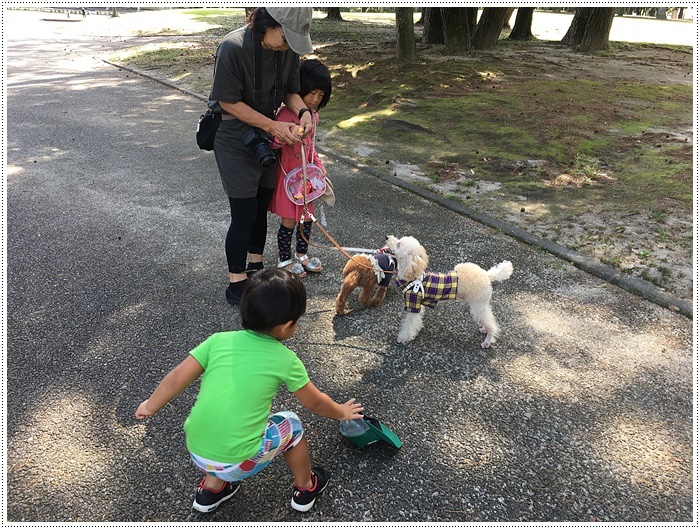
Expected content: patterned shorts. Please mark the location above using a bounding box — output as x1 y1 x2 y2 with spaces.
189 411 304 482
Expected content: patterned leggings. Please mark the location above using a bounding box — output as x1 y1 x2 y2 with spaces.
277 221 313 262
189 411 304 482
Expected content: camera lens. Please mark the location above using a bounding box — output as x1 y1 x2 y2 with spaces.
259 153 276 167
253 143 275 167
242 128 276 168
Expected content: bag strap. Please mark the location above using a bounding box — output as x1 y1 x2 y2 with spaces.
254 38 284 110
274 52 284 110
279 118 316 178
254 38 263 105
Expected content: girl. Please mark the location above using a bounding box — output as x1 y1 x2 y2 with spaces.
269 59 332 277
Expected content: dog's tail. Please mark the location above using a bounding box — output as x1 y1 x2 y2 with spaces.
486 261 513 282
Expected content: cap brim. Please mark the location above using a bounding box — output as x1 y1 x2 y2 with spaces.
282 25 313 55
363 416 403 449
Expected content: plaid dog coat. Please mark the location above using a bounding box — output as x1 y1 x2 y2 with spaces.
395 270 459 313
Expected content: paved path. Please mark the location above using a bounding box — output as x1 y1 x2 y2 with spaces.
5 10 694 522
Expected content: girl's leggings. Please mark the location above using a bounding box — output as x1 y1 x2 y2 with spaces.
278 221 313 262
226 187 274 274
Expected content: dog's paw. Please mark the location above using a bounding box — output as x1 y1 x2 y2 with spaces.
397 333 410 344
334 299 346 315
480 340 491 349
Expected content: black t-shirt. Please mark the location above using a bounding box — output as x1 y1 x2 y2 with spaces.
208 25 301 121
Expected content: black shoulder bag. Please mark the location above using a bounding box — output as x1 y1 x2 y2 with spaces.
196 109 221 151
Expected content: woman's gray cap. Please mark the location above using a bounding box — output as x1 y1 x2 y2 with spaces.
266 6 313 55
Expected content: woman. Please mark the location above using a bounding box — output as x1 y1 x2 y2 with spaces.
208 7 315 305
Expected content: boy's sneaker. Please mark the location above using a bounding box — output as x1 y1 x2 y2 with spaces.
192 479 240 513
291 467 330 512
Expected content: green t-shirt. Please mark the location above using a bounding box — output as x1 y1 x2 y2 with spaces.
183 330 310 463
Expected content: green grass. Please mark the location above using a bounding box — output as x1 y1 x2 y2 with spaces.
116 10 693 227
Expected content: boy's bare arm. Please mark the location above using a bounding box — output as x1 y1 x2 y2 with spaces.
135 355 204 419
293 382 364 421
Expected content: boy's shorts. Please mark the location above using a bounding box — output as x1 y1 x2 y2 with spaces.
189 411 304 482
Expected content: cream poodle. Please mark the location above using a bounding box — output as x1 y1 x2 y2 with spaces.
386 235 513 348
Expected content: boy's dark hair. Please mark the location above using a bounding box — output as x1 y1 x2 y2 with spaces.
300 59 332 110
240 268 307 332
249 7 281 40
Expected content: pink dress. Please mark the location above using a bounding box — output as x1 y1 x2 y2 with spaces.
268 107 325 221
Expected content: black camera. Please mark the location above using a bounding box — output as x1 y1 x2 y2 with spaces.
241 127 276 168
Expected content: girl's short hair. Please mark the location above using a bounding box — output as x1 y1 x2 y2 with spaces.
240 268 307 332
249 7 281 40
300 59 332 110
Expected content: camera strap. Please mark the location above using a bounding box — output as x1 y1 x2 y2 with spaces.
254 38 284 111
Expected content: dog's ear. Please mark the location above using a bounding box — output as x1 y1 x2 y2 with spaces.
417 244 429 270
397 244 427 280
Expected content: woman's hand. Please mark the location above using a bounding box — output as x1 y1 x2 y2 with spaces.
298 112 314 139
269 121 303 146
338 398 364 421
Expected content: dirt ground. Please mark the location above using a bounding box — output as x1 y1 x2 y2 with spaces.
376 42 694 303
35 7 693 304
313 28 692 305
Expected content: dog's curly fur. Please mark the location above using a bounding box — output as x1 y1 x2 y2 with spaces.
386 235 513 348
334 254 389 315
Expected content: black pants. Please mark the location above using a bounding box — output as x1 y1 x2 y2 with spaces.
226 187 274 274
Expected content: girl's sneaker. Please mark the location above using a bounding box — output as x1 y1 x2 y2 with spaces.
192 479 240 513
291 467 330 512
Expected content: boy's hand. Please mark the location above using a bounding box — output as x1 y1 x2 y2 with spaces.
339 398 364 421
135 400 156 419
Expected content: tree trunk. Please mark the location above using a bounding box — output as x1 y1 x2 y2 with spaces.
561 7 594 47
472 7 511 50
466 8 478 37
441 7 471 52
578 8 615 51
508 7 534 40
326 7 343 21
656 7 668 19
422 6 444 44
502 7 516 29
396 7 416 60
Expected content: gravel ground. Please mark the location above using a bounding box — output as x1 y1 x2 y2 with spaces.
5 9 695 523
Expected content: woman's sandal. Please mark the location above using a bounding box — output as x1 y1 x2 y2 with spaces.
297 254 323 273
278 258 307 278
